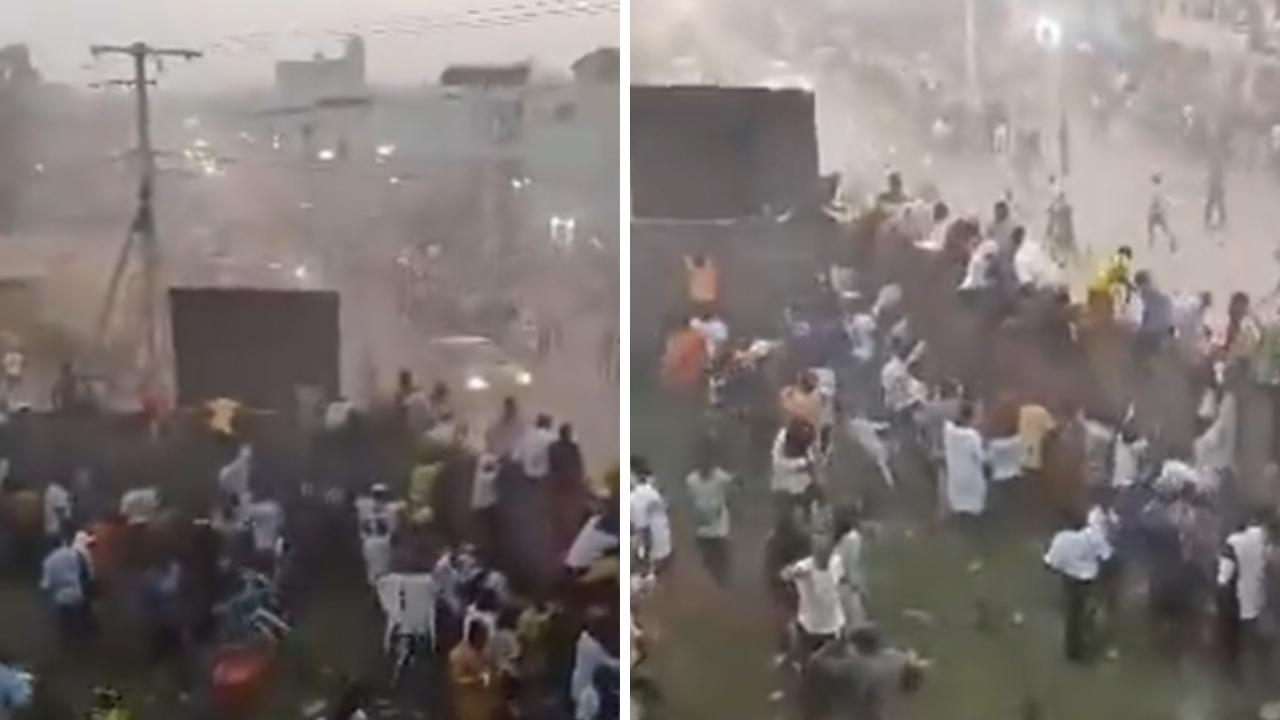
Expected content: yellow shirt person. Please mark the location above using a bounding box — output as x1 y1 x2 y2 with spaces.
206 398 241 437
1018 404 1056 473
1086 246 1133 318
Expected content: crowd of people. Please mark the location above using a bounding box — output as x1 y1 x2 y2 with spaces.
0 365 620 720
641 145 1280 717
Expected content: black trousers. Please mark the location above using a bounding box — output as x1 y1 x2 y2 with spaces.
695 536 731 587
1220 612 1269 683
794 628 838 720
1063 577 1096 663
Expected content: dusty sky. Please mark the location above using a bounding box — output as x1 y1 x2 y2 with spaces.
5 0 620 88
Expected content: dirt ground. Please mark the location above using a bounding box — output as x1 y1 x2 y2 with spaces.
633 380 1247 720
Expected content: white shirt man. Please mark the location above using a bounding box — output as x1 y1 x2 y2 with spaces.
377 572 437 647
1085 505 1118 561
843 313 878 363
471 454 500 512
960 239 999 291
571 630 619 717
43 482 72 540
630 474 671 564
685 465 734 539
834 526 868 628
770 428 815 497
781 552 846 641
565 513 620 572
246 499 283 556
355 488 400 585
323 398 355 431
943 417 987 516
690 315 729 356
1111 432 1147 488
1219 524 1270 622
2 351 21 382
1172 293 1210 355
1044 523 1111 581
218 445 254 523
120 487 159 525
516 417 556 479
880 354 918 414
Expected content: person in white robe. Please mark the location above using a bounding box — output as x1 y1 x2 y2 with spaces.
848 415 896 488
1111 426 1148 489
217 445 254 526
355 485 401 586
832 510 868 629
246 498 284 568
1194 391 1237 491
377 571 437 656
630 458 672 570
771 423 817 509
43 482 72 543
942 404 988 516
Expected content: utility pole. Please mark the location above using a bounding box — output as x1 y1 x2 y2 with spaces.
89 42 200 397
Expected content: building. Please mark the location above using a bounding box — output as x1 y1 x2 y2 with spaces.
273 37 367 107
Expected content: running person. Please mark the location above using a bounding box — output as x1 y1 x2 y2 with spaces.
1147 173 1177 251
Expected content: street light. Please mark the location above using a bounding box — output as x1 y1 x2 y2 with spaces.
1034 16 1064 49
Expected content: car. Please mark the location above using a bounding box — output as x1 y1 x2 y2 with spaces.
424 335 533 397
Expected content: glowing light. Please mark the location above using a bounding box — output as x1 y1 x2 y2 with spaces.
1034 16 1064 49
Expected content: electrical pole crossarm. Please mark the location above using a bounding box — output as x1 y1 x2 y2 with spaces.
89 43 203 60
87 38 201 402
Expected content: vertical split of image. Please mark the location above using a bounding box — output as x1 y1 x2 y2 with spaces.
627 0 1280 719
0 1 623 719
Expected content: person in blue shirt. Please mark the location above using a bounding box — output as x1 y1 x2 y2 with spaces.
139 561 183 666
0 663 33 715
1134 271 1175 365
40 536 91 648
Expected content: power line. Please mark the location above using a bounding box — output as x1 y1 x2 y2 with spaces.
198 0 618 59
88 42 201 393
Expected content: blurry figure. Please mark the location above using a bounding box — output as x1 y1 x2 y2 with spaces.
1044 512 1109 663
1147 174 1176 251
1205 150 1227 231
40 535 94 649
876 172 908 207
217 445 253 526
206 397 241 438
515 413 555 481
355 484 399 586
685 450 735 586
485 397 524 458
1045 188 1076 263
685 254 718 314
450 621 501 720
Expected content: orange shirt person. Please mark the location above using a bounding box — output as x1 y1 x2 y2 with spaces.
450 621 501 720
686 255 718 307
661 326 706 391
